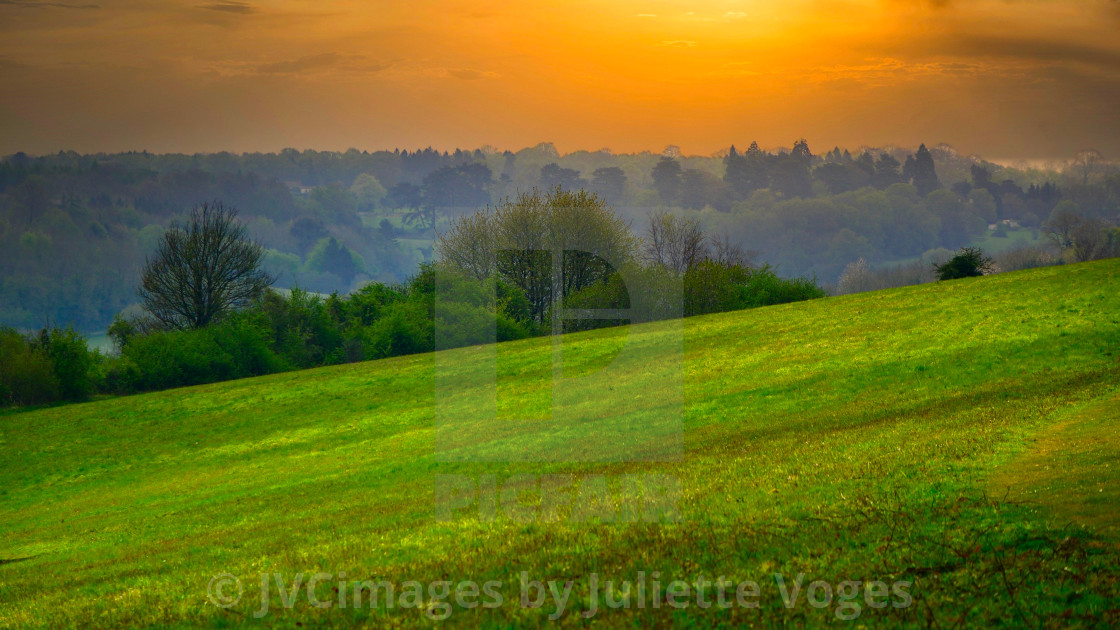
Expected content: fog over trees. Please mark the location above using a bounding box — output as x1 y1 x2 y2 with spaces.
1 141 1118 332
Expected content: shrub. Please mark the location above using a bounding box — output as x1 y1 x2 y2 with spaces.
738 266 827 307
0 328 60 407
36 327 96 402
120 318 285 392
934 247 994 280
363 301 433 359
684 261 754 316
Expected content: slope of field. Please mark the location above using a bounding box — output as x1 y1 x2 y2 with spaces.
1 260 1119 627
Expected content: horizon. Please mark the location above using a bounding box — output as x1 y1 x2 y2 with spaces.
1 143 1101 168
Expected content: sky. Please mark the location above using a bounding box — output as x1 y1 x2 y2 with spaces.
1 0 1119 159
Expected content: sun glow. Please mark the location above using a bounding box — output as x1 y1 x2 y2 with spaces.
1 0 1118 156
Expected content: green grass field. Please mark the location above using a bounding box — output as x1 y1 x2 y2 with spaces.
2 260 1119 627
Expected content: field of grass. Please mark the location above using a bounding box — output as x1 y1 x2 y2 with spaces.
2 259 1119 627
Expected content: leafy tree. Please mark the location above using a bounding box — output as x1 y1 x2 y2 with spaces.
934 247 993 280
814 162 868 195
873 154 903 189
310 183 361 229
36 327 95 401
742 141 770 193
856 152 876 179
350 173 387 211
910 144 940 196
387 182 423 210
290 216 327 253
308 237 361 286
0 327 59 406
421 163 492 209
438 188 638 322
679 169 732 211
651 157 683 205
723 145 749 197
539 163 584 191
139 201 275 330
771 140 813 198
590 167 626 204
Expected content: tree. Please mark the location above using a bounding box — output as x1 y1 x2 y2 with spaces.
539 163 584 191
723 145 748 197
873 153 903 189
1043 200 1083 249
645 211 707 273
421 163 492 209
933 247 993 280
139 201 274 330
679 169 732 211
651 157 683 205
910 144 940 196
771 140 813 198
387 182 423 210
350 173 387 211
590 167 626 204
437 188 638 322
742 141 770 193
308 237 361 286
1073 150 1104 185
290 216 327 253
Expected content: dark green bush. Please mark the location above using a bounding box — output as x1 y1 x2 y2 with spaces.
0 328 60 407
37 327 95 401
364 301 434 358
738 266 827 307
120 317 285 392
685 262 825 315
935 247 994 280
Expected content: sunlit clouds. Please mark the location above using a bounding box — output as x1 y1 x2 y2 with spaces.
1 0 1118 157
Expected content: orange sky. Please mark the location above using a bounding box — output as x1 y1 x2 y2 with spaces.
1 0 1119 158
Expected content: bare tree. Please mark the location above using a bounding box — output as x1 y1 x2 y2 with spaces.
139 201 274 330
1073 150 1104 185
708 234 758 268
1069 217 1109 262
645 211 707 273
1043 202 1083 251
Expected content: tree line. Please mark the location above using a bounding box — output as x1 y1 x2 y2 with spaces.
2 142 1118 332
1 191 824 409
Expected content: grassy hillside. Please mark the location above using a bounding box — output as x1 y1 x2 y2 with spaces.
2 260 1119 627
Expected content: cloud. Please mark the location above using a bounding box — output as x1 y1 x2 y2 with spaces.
255 53 341 74
659 40 697 48
443 68 500 80
0 55 27 70
636 13 656 18
943 33 1120 71
197 1 256 14
0 0 98 8
711 62 762 78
